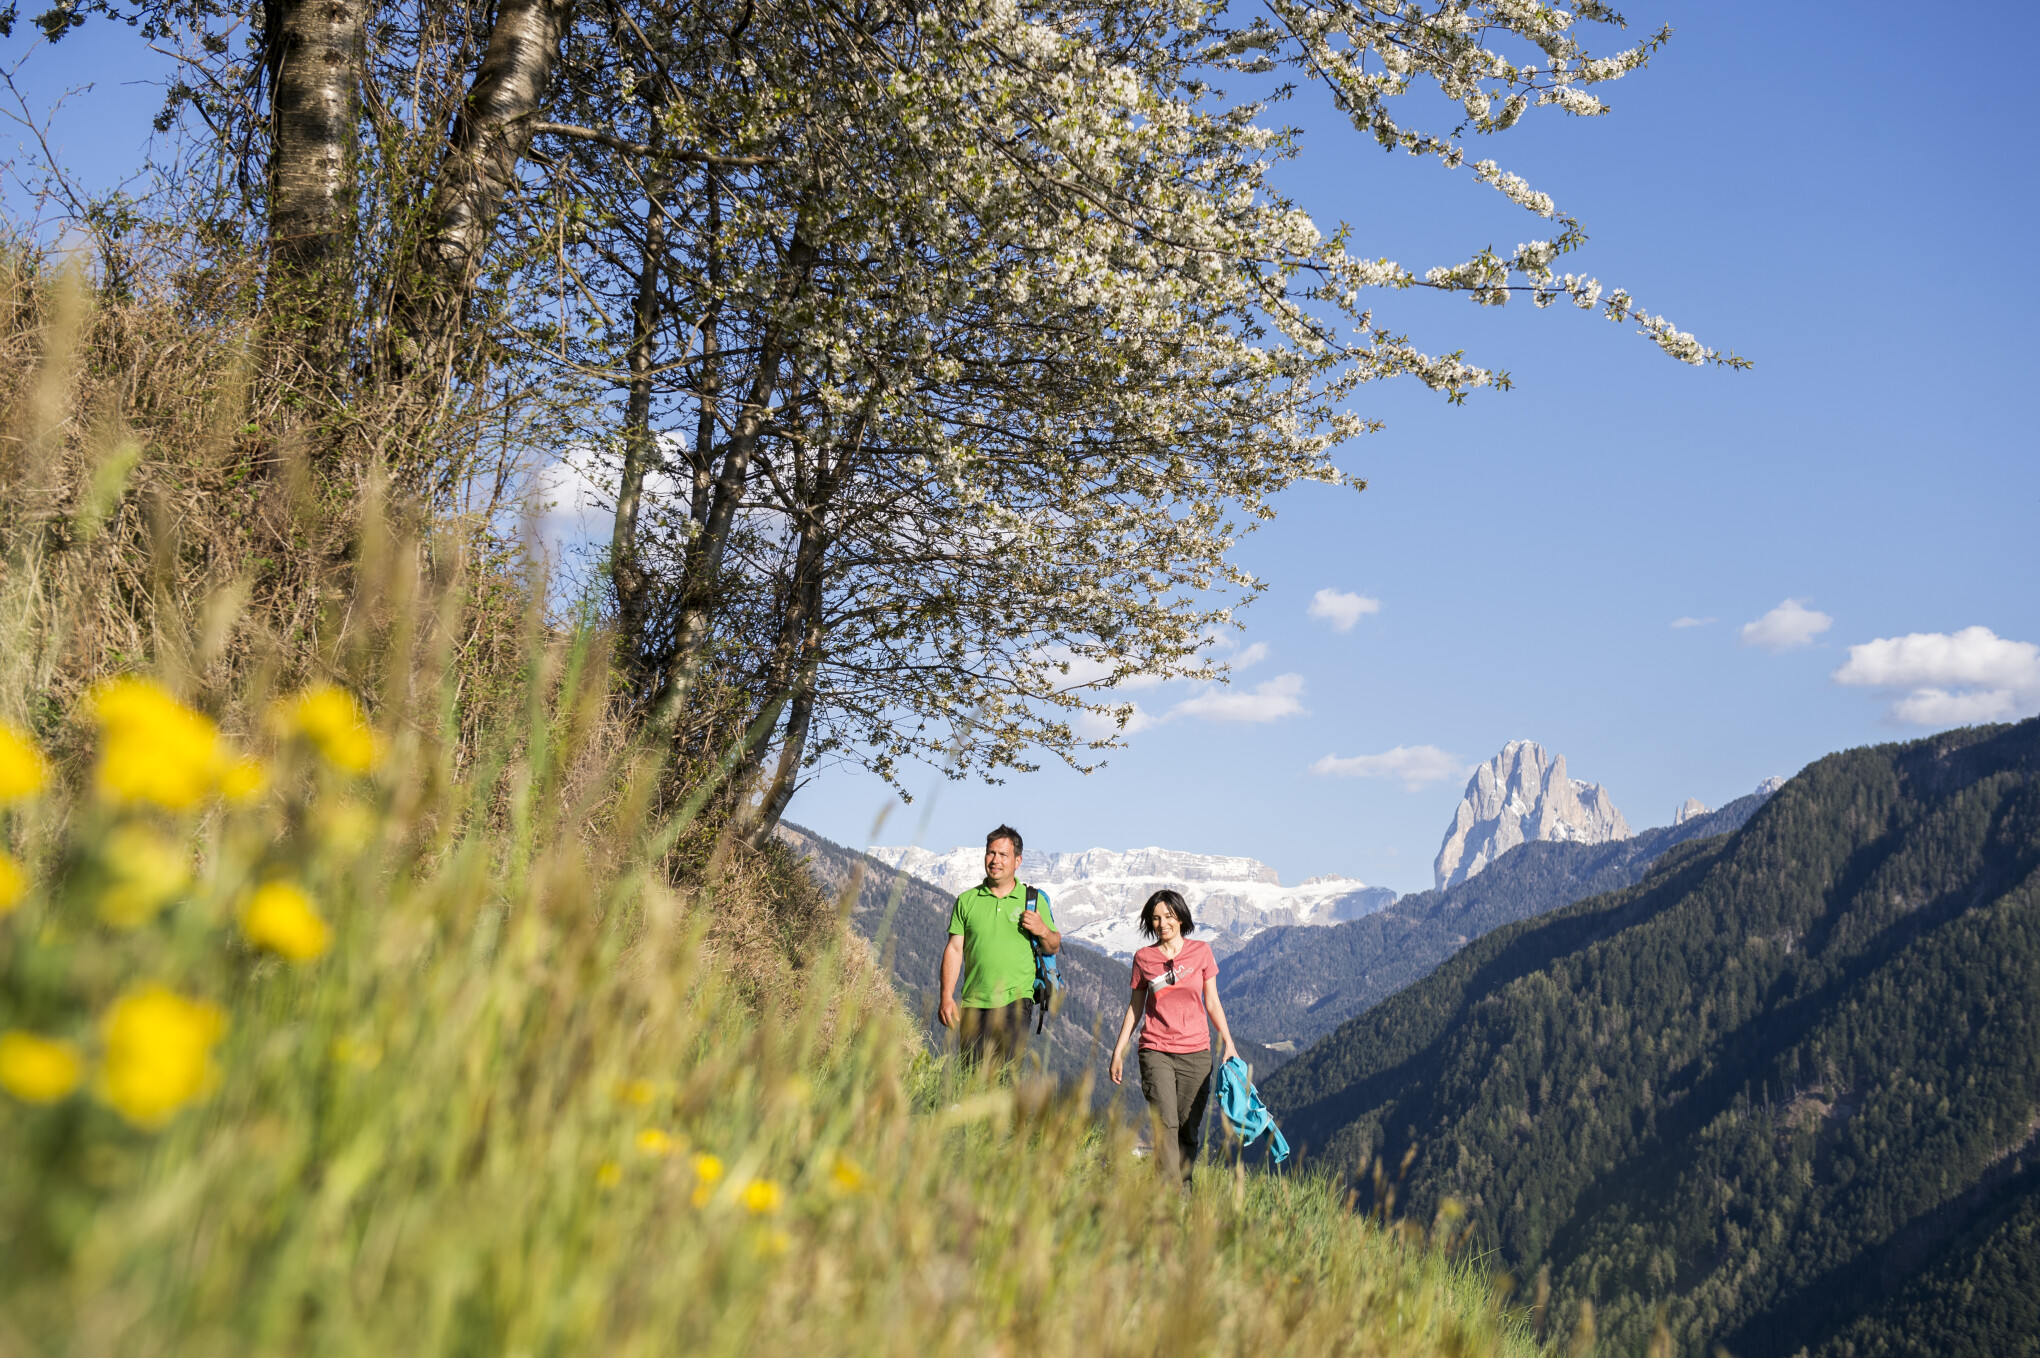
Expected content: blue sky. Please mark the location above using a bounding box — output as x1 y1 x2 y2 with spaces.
9 4 2037 894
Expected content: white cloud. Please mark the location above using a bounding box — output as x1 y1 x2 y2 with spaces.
532 447 612 548
1047 636 1275 738
1229 641 1271 670
1740 599 1833 652
1308 589 1382 633
1832 626 2040 727
1169 673 1307 723
1037 645 1166 692
1887 689 2025 726
1074 703 1157 738
1310 745 1467 791
1671 616 1717 629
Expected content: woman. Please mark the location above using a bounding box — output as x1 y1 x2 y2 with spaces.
1109 889 1240 1186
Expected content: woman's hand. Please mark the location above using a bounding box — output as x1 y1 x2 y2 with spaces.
1109 1045 1126 1086
1222 1039 1239 1066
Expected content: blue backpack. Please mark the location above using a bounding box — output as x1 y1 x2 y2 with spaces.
1024 886 1059 1033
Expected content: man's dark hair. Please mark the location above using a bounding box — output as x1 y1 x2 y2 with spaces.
986 824 1023 855
1140 889 1195 939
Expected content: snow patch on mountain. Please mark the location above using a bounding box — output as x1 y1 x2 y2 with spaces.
863 844 1396 958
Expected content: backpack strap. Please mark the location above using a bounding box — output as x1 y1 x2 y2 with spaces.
1025 885 1048 1033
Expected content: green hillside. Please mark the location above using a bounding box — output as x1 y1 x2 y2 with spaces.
1260 719 2040 1358
1220 791 1772 1052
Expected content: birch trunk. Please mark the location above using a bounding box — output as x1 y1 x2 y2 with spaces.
390 0 572 382
265 0 367 372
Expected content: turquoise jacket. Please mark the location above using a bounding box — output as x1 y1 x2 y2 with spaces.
1216 1057 1290 1165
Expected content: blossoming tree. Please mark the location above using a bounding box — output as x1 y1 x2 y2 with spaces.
504 0 1739 837
35 0 1740 834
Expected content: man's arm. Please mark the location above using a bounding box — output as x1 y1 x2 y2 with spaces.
938 933 964 1028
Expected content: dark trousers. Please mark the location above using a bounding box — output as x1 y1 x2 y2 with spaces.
958 1000 1031 1068
1138 1047 1213 1185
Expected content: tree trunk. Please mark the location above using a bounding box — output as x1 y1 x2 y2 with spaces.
389 0 573 383
658 217 817 720
742 541 825 849
688 187 722 530
264 0 367 373
610 190 664 665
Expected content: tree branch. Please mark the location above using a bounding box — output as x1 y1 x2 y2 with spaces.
529 121 779 165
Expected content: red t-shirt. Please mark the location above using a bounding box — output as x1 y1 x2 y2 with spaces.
1129 939 1218 1053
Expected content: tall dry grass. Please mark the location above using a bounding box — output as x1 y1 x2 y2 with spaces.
0 263 1546 1357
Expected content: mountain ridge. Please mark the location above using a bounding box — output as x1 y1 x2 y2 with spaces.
1218 784 1778 1053
864 842 1395 957
1257 717 2040 1357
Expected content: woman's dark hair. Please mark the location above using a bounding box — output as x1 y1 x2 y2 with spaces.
1140 889 1194 940
986 824 1023 854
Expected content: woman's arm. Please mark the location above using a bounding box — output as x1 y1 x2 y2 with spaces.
1202 975 1240 1065
1108 991 1143 1086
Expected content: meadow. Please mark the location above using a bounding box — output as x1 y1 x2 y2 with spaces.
0 270 1550 1357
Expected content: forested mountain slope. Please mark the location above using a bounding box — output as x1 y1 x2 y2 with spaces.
780 825 1289 1114
1220 791 1772 1052
1259 719 2040 1358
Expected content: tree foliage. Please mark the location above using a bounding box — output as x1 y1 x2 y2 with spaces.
11 0 1739 837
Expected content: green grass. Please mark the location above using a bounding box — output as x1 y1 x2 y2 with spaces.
0 306 1544 1352
0 646 1547 1356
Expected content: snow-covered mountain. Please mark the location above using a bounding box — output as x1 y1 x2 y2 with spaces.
862 844 1396 958
1433 741 1632 890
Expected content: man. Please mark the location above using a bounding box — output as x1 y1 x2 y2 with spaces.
938 824 1060 1066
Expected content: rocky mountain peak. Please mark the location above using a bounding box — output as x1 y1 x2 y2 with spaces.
1674 797 1711 825
1433 740 1631 890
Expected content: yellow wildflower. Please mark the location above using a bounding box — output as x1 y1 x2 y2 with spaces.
0 852 26 916
740 1179 784 1215
280 685 380 774
239 881 331 961
89 677 228 810
689 1152 724 1207
0 1030 83 1103
0 723 49 802
615 1078 657 1106
635 1127 680 1157
755 1228 792 1258
99 984 226 1128
828 1152 867 1194
98 824 191 928
596 1160 623 1188
219 755 268 804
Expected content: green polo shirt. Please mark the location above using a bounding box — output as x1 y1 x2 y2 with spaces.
947 880 1056 1009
